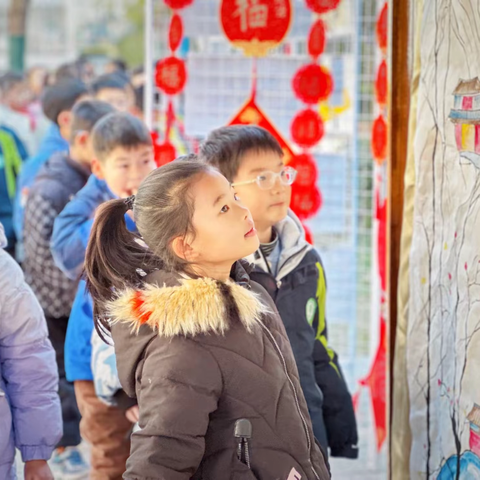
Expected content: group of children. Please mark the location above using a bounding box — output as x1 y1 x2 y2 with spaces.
0 64 358 480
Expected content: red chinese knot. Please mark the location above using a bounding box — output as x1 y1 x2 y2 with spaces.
304 0 341 14
289 153 318 187
375 59 388 106
308 19 326 59
155 56 187 95
372 114 388 163
376 3 388 52
168 13 183 52
290 109 324 148
290 184 323 220
163 0 194 9
292 63 334 104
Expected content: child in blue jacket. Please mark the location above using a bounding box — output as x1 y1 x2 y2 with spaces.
51 112 155 479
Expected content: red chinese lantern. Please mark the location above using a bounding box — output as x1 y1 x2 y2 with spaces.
291 184 323 220
376 3 388 53
372 115 388 163
289 154 318 187
292 63 334 104
164 0 194 9
308 19 326 59
155 56 187 95
291 109 324 148
375 59 388 106
305 0 341 14
155 142 177 167
169 13 183 52
220 0 292 57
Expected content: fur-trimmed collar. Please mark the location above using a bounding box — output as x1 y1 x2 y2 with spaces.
107 276 267 338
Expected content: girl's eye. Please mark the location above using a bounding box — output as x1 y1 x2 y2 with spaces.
220 205 230 213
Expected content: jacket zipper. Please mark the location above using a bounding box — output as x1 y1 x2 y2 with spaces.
259 322 321 480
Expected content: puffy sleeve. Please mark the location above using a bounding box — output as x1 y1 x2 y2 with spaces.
0 252 62 461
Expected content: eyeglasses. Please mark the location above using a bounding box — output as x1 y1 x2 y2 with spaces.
231 166 297 191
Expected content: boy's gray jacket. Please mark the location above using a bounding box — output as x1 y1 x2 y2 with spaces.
246 211 358 458
0 223 62 479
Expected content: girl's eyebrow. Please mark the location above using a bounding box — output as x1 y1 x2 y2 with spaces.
213 193 226 207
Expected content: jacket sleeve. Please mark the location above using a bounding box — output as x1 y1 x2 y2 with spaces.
312 256 358 458
51 187 97 280
0 253 62 462
125 337 223 480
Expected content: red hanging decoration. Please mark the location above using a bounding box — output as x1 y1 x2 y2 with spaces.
372 114 388 164
156 142 177 167
168 13 183 53
289 154 318 187
164 0 194 9
290 184 323 220
376 3 388 53
292 63 334 104
155 56 187 96
305 0 341 14
291 109 325 148
375 59 388 106
302 222 314 245
308 19 326 59
220 0 293 57
229 95 295 164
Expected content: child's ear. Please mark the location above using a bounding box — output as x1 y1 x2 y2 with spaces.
76 131 89 147
91 158 105 180
57 110 72 128
171 237 197 262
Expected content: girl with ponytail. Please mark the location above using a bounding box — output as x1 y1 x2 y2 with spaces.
85 160 330 480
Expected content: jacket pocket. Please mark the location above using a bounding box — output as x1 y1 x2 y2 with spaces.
229 455 259 480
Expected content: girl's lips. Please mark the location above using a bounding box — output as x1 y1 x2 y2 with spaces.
245 227 257 238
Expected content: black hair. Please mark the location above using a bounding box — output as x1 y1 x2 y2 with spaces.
0 72 24 96
91 72 132 95
91 112 152 161
85 161 212 330
55 63 82 82
175 153 198 162
199 125 283 182
41 79 89 125
70 100 116 142
108 58 128 72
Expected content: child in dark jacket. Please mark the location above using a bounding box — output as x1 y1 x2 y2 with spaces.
199 125 358 458
22 100 114 477
51 112 156 480
83 160 331 480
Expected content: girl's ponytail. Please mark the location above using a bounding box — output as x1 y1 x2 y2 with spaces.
84 197 159 334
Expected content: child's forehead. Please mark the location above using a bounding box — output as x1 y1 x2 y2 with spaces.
238 148 284 173
105 144 153 161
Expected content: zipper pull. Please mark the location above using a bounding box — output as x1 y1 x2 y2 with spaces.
235 419 252 468
276 280 282 289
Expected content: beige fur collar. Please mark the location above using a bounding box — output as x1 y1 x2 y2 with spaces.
106 277 267 338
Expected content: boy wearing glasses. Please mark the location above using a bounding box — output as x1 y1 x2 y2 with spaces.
199 125 358 459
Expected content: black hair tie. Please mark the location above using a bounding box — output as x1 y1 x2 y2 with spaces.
124 195 136 210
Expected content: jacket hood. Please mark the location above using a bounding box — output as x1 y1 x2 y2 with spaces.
38 123 68 158
0 223 7 249
246 209 312 280
107 268 266 338
36 151 90 185
109 262 268 399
